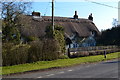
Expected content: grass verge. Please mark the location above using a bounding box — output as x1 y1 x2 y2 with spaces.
1 52 120 75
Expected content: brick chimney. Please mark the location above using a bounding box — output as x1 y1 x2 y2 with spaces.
73 11 78 19
88 13 93 21
32 11 41 17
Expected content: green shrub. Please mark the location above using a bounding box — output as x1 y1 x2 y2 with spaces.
10 44 29 65
28 39 61 62
54 30 65 54
28 41 43 62
2 39 61 66
45 25 66 55
54 25 65 54
42 39 60 61
22 36 39 42
2 43 14 66
27 36 39 42
2 43 30 66
2 26 21 44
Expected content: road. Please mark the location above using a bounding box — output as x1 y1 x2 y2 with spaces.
3 59 119 79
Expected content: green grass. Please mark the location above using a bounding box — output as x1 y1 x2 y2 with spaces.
1 52 120 75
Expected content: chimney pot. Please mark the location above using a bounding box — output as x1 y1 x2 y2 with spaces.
88 13 93 21
74 11 78 19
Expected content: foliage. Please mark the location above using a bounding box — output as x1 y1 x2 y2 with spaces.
45 25 66 54
42 39 60 61
1 1 66 66
28 41 43 62
2 43 30 66
97 26 120 46
2 24 21 44
24 36 40 42
2 39 60 66
28 39 60 62
54 25 66 53
2 1 31 44
45 25 54 38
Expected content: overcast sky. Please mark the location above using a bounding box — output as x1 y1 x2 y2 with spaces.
31 0 119 31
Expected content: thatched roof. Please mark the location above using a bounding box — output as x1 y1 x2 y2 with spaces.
19 15 100 38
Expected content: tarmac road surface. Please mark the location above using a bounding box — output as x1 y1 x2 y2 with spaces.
2 59 119 79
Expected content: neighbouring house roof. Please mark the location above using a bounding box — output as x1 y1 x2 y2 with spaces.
18 14 101 38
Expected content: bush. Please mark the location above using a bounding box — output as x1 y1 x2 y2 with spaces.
2 43 14 66
27 36 39 42
42 39 60 61
2 39 61 66
2 43 30 66
11 44 29 65
54 25 65 54
28 41 43 63
45 25 66 54
28 39 61 62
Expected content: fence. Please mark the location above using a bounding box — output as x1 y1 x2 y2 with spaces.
69 46 118 52
68 46 120 58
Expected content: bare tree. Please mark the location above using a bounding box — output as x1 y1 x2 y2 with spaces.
1 0 32 44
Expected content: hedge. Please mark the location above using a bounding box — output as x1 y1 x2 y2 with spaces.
2 39 61 66
2 43 30 66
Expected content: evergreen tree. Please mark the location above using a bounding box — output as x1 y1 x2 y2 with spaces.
97 26 120 46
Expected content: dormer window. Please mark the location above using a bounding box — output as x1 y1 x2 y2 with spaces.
91 31 96 37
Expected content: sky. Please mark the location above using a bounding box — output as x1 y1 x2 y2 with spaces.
31 0 119 31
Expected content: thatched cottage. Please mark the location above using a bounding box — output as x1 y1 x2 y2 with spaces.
19 11 100 48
